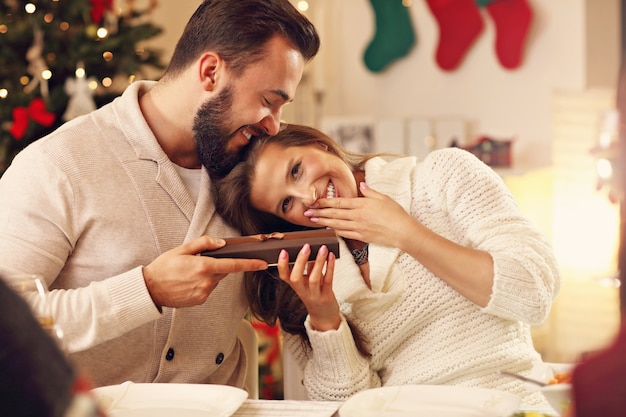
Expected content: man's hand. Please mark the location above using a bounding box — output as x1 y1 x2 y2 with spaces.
143 236 268 309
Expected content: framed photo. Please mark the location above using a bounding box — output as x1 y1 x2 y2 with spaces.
321 117 375 153
321 117 406 154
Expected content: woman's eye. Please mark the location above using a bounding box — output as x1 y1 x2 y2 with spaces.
263 97 273 107
290 162 301 179
281 197 292 213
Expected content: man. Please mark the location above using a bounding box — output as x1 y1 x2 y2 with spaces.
0 0 319 390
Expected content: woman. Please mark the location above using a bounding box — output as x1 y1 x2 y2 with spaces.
214 123 560 407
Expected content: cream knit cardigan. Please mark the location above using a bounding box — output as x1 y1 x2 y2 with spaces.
0 81 249 388
284 149 560 407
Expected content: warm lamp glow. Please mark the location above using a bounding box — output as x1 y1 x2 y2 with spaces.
596 158 613 180
504 168 554 242
555 194 619 278
552 92 620 280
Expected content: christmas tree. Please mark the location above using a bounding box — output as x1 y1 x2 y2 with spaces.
0 0 166 176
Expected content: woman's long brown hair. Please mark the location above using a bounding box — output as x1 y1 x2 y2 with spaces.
213 123 376 357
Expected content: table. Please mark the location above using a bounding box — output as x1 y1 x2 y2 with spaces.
232 400 340 417
232 400 558 417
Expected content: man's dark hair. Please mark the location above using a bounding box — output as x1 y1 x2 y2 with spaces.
165 0 320 78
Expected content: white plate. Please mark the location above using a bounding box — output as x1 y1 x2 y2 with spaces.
527 362 575 391
531 363 574 380
338 385 521 417
91 382 248 417
527 362 575 416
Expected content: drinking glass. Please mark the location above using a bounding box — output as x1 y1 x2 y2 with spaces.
4 273 64 347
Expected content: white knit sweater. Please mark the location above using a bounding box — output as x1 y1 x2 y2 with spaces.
283 149 560 407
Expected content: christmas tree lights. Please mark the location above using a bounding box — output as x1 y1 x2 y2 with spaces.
0 0 166 175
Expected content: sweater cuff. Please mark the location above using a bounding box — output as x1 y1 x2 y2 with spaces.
103 266 162 330
304 315 365 378
486 256 551 324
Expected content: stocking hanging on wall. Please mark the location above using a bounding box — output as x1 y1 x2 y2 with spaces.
425 0 484 71
363 0 416 73
478 0 534 70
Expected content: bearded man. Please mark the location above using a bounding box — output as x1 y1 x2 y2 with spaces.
0 0 319 392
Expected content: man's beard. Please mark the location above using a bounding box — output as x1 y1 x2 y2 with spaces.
194 86 246 181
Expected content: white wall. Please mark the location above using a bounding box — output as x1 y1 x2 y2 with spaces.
304 0 619 170
146 0 202 68
147 0 619 170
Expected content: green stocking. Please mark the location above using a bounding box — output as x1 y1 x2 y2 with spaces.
363 0 416 73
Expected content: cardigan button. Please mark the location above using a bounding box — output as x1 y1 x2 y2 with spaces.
165 348 175 361
215 352 224 364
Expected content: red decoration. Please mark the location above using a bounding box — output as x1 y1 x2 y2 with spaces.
89 0 114 25
252 320 281 366
424 0 534 71
9 97 56 140
463 136 513 167
252 320 282 399
485 0 533 70
425 0 484 71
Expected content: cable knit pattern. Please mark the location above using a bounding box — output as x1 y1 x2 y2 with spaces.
284 148 560 408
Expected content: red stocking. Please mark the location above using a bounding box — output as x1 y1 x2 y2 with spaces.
485 0 533 69
425 0 484 71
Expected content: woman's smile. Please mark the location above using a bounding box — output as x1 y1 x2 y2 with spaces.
325 180 336 199
250 142 356 225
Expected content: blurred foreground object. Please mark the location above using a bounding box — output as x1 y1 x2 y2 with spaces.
0 277 102 417
570 60 626 417
572 322 626 416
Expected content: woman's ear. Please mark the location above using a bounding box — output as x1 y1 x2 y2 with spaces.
318 142 329 151
198 52 222 91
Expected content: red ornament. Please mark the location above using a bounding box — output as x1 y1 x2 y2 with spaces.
89 0 114 25
252 320 281 365
9 97 56 140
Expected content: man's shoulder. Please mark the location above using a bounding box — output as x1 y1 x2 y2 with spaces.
37 105 121 154
42 80 152 150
